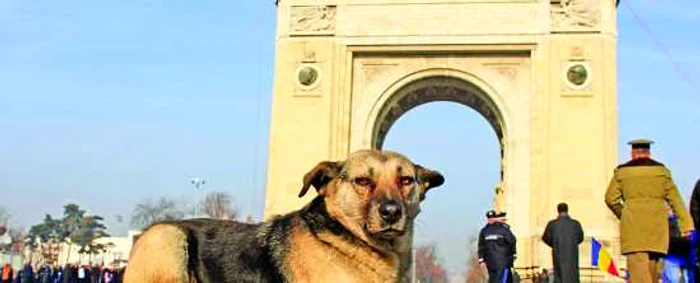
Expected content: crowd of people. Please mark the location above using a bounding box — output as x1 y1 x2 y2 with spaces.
0 263 124 283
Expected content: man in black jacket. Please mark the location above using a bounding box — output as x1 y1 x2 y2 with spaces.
688 178 700 281
478 210 517 283
542 202 585 283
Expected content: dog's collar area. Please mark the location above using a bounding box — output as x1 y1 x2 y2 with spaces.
300 196 355 237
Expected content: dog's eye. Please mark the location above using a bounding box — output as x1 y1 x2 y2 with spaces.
399 176 415 186
354 177 372 187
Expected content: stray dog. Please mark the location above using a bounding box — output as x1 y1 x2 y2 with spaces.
123 149 444 283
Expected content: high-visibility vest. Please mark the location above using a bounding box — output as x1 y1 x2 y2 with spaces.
1 265 11 280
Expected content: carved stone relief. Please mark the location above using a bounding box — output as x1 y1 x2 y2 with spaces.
570 46 585 60
551 0 600 32
302 49 316 63
290 5 337 36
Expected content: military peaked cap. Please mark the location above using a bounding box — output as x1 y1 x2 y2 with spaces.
628 138 654 149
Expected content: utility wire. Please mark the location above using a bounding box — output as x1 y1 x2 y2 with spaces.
621 0 699 92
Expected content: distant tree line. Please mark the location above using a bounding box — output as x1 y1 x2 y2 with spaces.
130 191 239 229
23 203 111 265
0 191 241 266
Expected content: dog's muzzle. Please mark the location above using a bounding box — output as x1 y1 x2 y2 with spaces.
367 199 408 240
379 200 403 225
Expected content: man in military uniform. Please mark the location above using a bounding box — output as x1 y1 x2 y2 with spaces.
478 210 517 283
605 138 694 283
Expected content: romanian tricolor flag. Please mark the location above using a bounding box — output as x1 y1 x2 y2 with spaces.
591 237 620 277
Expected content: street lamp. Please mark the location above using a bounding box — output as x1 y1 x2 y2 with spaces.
190 177 206 217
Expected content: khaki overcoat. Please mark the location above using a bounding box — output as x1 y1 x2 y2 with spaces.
605 158 694 255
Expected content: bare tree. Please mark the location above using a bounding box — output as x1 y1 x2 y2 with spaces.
8 227 25 253
201 192 238 220
0 206 10 226
465 229 488 283
131 196 185 229
415 243 449 283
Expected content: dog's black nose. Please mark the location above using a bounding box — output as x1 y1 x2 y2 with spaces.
379 200 403 224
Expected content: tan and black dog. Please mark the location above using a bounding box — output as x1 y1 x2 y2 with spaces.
123 149 444 283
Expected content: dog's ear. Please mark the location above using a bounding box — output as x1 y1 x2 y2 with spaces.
299 161 344 198
414 164 445 201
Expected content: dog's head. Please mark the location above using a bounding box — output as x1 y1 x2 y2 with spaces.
298 149 444 245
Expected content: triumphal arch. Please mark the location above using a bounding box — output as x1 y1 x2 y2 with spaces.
264 0 621 277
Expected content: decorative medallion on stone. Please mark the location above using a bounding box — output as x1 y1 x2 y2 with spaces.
290 5 337 36
296 64 321 91
550 0 600 32
562 62 592 94
566 64 588 86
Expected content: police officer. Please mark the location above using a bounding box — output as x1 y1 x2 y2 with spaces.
605 138 694 283
478 210 517 283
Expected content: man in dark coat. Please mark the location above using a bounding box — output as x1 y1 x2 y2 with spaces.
478 210 517 283
21 264 33 283
690 178 700 229
542 202 585 283
62 265 74 283
689 177 700 279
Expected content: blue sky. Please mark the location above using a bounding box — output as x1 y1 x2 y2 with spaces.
1 0 699 279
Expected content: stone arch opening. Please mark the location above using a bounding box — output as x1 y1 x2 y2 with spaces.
372 75 507 180
372 74 509 278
